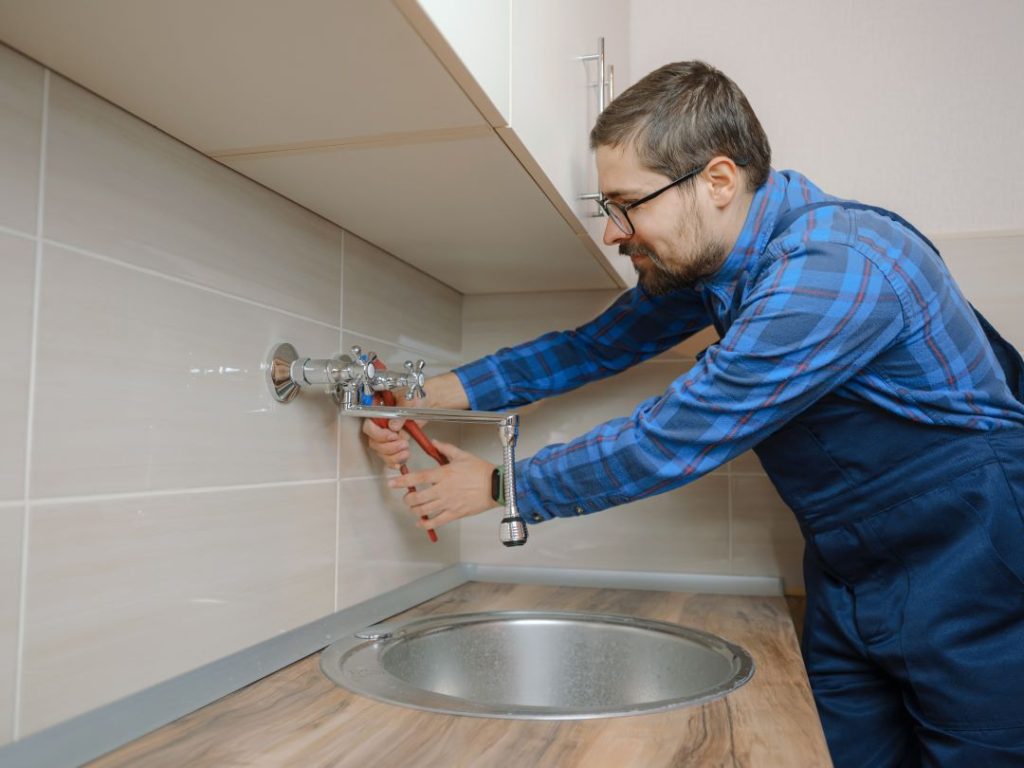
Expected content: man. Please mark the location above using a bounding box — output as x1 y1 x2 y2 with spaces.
364 61 1024 766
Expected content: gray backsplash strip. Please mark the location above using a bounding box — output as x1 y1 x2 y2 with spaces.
0 564 783 767
464 563 784 596
0 565 469 768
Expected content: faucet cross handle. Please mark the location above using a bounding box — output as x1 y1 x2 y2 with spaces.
344 345 381 398
404 359 427 401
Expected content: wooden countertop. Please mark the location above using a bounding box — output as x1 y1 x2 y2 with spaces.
88 582 831 767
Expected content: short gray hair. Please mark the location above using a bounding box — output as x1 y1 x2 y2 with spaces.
591 61 771 191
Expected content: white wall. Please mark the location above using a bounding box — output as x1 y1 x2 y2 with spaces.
0 43 460 744
630 0 1024 236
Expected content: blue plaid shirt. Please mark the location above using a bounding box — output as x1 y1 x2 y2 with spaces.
454 170 1024 522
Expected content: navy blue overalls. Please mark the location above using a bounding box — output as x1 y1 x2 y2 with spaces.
754 202 1024 767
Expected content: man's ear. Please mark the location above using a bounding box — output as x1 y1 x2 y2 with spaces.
703 156 742 209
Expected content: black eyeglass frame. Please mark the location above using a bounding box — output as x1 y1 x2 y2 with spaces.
598 158 748 236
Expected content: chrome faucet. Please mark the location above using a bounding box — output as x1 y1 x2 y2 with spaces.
265 342 528 547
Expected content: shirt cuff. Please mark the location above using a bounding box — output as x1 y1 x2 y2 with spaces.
452 357 510 411
512 458 592 524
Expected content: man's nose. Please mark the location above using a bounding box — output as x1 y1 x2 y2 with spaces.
602 217 630 247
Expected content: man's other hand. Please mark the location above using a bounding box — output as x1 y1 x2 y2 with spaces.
386 442 497 530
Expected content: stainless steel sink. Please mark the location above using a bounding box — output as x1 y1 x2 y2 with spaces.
319 610 755 719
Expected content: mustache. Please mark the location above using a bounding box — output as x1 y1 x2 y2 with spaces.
619 243 657 260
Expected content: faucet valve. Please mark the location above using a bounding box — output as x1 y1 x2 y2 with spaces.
404 360 427 401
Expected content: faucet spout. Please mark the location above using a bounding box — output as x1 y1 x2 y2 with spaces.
340 400 512 425
497 416 528 547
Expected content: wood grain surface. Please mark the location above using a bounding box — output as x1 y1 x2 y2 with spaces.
88 582 831 767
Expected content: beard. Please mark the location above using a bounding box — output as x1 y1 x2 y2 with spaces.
620 214 727 296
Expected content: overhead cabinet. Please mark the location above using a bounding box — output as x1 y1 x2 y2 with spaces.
407 0 632 285
0 0 632 293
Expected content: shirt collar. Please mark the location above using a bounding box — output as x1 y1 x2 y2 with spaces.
699 168 789 291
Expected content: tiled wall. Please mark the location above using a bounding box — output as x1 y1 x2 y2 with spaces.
458 291 805 588
0 44 459 744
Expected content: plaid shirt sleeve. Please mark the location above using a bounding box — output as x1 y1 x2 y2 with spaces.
452 287 711 410
505 240 905 522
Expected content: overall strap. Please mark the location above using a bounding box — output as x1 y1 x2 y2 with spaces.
770 200 1024 402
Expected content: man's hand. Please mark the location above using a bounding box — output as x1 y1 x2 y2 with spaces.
362 372 471 467
362 408 420 469
387 442 497 530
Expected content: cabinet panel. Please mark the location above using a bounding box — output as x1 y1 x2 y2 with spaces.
401 0 632 287
0 0 486 152
509 4 628 213
416 0 511 124
222 132 617 294
509 1 630 282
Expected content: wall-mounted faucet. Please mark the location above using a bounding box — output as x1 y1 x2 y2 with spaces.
266 342 528 547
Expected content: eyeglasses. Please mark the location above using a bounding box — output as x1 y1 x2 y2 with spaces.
597 164 706 237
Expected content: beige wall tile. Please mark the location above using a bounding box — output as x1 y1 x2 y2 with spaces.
730 450 765 475
731 475 805 590
43 75 342 324
0 503 23 745
20 482 336 736
460 474 730 573
342 234 461 360
337 476 458 609
461 290 620 360
0 44 42 236
0 233 35 501
31 245 339 497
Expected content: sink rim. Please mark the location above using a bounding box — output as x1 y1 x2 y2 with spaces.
319 610 755 720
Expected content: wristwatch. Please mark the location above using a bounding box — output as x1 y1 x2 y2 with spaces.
490 466 504 506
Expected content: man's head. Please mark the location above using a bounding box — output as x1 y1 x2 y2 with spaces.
591 61 771 295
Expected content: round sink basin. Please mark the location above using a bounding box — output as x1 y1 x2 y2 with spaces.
319 610 754 719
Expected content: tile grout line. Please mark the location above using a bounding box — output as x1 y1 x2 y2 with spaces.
40 238 342 332
340 326 463 361
30 478 338 507
334 231 344 614
727 459 734 574
14 67 50 741
0 224 36 243
334 445 341 614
